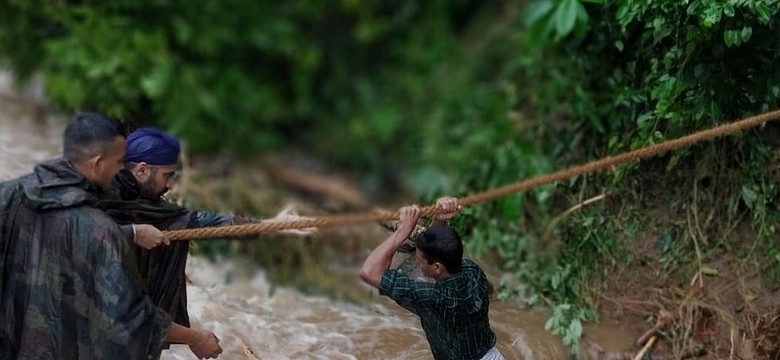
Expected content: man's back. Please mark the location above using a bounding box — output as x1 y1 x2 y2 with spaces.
0 159 170 360
380 259 496 360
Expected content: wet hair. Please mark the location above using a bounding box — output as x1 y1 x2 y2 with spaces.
63 111 127 162
415 225 463 274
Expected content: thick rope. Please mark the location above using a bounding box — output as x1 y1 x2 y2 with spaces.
164 109 780 241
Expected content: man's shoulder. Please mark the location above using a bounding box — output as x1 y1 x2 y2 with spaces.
0 171 36 191
57 205 123 239
0 177 23 198
458 259 490 286
461 258 484 273
81 204 123 224
380 268 435 294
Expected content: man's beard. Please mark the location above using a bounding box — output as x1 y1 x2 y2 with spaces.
138 178 166 200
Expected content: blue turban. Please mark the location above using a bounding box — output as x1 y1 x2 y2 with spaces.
125 127 181 166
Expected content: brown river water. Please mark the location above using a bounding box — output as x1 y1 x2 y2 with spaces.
0 73 639 359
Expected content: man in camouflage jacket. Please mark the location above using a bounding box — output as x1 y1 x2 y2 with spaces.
0 112 221 359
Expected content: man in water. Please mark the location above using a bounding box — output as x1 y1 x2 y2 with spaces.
0 111 222 359
100 126 312 335
360 197 505 360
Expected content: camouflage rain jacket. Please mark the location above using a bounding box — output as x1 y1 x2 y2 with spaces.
0 158 171 360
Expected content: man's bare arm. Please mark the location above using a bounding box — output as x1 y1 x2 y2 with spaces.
167 323 223 359
359 206 420 287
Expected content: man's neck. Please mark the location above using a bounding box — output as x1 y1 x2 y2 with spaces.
433 272 453 281
71 160 99 186
116 168 143 199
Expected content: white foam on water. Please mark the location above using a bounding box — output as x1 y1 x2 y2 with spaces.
162 256 437 360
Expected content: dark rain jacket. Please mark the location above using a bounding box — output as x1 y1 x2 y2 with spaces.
99 169 249 328
0 158 171 360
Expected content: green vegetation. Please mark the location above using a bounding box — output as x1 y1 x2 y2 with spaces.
2 0 779 353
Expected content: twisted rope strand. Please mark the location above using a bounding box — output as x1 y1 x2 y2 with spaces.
164 109 780 241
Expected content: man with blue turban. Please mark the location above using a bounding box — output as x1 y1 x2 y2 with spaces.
99 127 312 351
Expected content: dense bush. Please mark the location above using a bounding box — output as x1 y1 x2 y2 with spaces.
0 0 503 176
491 0 780 350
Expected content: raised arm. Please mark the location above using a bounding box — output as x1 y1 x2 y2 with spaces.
359 205 421 287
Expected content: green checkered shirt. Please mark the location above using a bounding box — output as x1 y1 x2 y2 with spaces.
379 259 496 360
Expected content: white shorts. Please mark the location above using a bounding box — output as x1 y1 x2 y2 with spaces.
481 347 505 360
